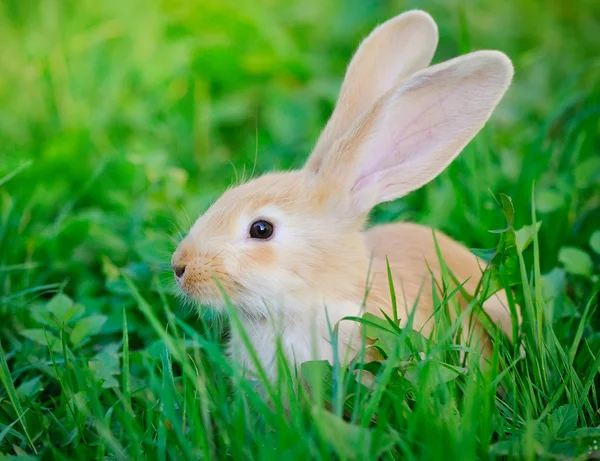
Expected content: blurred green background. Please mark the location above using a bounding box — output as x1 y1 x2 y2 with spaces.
0 0 599 457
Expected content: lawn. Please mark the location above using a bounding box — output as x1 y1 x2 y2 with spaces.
1 0 599 459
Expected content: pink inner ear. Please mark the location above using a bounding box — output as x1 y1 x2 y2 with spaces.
349 72 490 204
350 90 441 193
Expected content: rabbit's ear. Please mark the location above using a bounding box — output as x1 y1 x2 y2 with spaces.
305 10 438 174
316 51 514 215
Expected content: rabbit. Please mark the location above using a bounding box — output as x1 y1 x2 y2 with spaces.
171 10 520 381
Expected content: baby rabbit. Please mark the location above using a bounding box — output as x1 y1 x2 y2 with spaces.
172 10 519 379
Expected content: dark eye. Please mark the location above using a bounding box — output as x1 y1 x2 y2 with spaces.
249 220 274 240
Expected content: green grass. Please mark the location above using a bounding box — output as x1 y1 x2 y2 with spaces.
1 0 600 459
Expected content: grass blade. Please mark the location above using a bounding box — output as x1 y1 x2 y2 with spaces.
0 340 37 454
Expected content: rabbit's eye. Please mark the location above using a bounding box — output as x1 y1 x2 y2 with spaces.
249 220 274 240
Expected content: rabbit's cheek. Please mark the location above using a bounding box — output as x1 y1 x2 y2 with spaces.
244 244 277 268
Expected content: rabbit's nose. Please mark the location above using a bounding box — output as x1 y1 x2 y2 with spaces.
173 265 186 278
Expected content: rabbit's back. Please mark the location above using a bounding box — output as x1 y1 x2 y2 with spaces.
363 222 515 341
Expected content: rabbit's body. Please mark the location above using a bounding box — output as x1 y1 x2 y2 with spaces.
226 220 513 379
365 222 514 340
172 10 520 380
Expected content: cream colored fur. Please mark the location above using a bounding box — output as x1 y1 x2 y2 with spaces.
172 10 520 380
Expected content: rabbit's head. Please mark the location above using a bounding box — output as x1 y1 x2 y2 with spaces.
171 10 513 318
